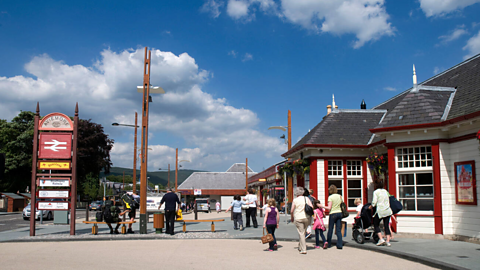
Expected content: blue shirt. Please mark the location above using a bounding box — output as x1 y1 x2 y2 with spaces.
231 200 245 213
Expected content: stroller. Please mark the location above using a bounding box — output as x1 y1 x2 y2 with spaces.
352 203 379 244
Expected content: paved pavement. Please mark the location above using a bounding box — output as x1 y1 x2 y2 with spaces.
0 210 478 270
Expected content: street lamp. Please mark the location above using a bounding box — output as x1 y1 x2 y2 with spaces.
158 165 170 189
112 113 139 193
175 147 190 192
138 47 165 234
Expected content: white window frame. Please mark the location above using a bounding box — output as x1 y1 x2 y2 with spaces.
328 160 344 197
396 146 433 172
395 146 434 214
346 160 363 209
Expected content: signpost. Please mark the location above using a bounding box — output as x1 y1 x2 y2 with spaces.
29 105 78 236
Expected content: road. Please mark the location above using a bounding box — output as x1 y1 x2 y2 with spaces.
0 210 98 232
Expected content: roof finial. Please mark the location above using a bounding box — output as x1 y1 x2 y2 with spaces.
413 64 417 86
332 94 336 110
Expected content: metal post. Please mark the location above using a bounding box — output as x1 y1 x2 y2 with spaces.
284 170 287 223
86 203 89 221
70 103 79 235
167 164 170 189
29 102 40 236
175 148 178 191
139 47 152 234
133 112 137 194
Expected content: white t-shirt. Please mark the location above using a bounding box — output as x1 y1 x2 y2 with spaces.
356 204 363 213
246 194 257 207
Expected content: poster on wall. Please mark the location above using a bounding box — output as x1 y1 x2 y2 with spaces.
454 160 477 205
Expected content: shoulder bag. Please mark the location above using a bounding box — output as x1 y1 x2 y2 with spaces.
261 228 274 244
304 197 314 216
389 195 403 215
340 196 349 219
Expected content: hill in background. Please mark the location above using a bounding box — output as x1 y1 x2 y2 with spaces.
100 167 206 187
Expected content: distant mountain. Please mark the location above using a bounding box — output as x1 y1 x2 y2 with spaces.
100 167 207 187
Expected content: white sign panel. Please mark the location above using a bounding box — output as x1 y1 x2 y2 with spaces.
194 189 202 195
39 179 70 187
38 202 69 210
155 185 159 191
39 190 69 198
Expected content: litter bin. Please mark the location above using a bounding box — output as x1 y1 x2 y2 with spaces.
54 210 69 224
153 212 164 234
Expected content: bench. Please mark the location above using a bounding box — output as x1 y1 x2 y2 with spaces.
83 221 136 235
179 219 225 233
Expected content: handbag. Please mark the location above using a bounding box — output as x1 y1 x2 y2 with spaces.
389 195 403 214
340 200 349 219
261 228 274 244
304 197 314 216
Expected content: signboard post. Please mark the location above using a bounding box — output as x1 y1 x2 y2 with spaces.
29 103 78 236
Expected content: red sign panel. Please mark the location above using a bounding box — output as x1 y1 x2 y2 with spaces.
38 133 72 159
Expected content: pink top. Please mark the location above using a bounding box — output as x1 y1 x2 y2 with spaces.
312 208 326 231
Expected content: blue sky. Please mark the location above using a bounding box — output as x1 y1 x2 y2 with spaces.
1 0 480 173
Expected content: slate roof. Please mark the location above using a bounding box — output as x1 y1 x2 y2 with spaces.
291 110 386 149
226 163 254 173
0 193 25 199
374 88 455 129
177 172 250 190
373 53 480 127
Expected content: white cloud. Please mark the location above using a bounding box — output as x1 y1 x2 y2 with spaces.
201 0 224 18
242 53 253 62
438 25 468 44
228 50 237 58
220 0 394 48
419 0 480 17
384 87 396 91
0 48 285 171
463 30 480 59
433 67 441 74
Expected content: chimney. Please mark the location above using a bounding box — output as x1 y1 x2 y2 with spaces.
327 105 332 115
411 64 418 92
361 99 366 109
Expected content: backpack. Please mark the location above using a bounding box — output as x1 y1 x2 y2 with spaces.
95 211 103 222
121 193 139 210
104 205 119 223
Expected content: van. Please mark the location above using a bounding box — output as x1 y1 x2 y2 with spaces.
195 198 210 213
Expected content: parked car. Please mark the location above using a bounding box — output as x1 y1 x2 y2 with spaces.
195 198 210 213
22 203 52 220
89 200 103 211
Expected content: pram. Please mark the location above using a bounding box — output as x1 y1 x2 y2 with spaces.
352 203 379 244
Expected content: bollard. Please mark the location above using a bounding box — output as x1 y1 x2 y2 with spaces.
86 203 89 221
153 212 164 234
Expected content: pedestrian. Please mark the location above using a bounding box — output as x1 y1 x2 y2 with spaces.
313 199 327 249
290 187 312 254
304 189 314 239
355 198 368 233
158 188 181 235
216 201 221 213
244 188 258 228
263 198 279 251
119 193 136 234
105 199 121 234
322 185 343 249
369 181 393 246
225 194 245 230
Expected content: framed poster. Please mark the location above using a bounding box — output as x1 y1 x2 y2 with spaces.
454 160 477 205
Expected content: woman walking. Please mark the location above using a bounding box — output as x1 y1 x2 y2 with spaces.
263 198 280 251
322 185 343 249
291 187 313 254
369 181 393 246
244 188 258 228
225 195 246 230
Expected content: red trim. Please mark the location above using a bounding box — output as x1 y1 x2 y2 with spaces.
38 112 74 131
385 139 446 147
282 144 370 157
316 156 365 160
309 158 318 199
448 133 477 143
343 161 348 205
431 144 443 235
454 160 477 205
370 110 480 133
362 160 368 205
324 159 329 205
387 146 397 232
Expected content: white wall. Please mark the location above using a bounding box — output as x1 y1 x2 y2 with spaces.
397 216 435 234
440 139 480 238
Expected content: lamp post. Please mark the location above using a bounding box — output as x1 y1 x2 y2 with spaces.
158 165 170 190
174 148 190 192
112 112 139 193
138 47 165 234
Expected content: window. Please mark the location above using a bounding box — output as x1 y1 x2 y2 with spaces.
328 160 343 176
347 160 363 208
328 160 343 196
397 146 432 169
398 173 434 211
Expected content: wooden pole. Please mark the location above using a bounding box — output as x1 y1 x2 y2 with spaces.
246 158 248 192
175 148 178 191
288 110 291 151
133 112 137 194
168 164 170 188
139 47 151 234
29 102 40 236
70 102 79 235
123 171 125 190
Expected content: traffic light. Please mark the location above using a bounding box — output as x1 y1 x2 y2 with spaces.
0 153 5 180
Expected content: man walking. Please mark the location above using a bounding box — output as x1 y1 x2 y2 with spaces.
159 188 180 235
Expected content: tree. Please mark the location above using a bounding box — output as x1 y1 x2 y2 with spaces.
82 173 100 201
0 111 35 191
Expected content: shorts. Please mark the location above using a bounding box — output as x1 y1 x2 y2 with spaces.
128 209 136 219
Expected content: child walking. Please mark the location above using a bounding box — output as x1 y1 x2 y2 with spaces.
313 199 327 249
263 198 280 251
225 195 246 230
